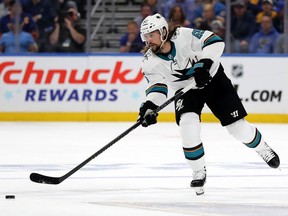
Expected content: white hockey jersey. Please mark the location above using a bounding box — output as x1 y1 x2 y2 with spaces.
141 27 225 106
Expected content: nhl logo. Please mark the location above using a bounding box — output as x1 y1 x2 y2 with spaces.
231 64 243 78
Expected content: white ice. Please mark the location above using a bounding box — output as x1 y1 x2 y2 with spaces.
0 122 287 216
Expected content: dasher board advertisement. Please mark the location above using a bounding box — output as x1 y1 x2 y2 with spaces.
0 55 287 122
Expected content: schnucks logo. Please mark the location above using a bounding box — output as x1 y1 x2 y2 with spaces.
0 61 143 84
0 60 144 102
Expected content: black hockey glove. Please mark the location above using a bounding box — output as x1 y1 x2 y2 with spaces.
194 58 213 89
138 101 158 127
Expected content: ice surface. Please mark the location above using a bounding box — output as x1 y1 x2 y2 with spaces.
0 122 287 216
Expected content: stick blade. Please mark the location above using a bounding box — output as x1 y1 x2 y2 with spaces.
30 173 61 185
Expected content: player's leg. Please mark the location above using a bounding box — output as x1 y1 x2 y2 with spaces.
179 112 206 195
206 64 280 168
226 119 280 168
174 89 206 195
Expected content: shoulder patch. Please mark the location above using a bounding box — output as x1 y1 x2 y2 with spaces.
192 29 205 39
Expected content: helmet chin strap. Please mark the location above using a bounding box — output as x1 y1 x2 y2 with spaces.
158 40 166 53
153 28 168 54
153 40 165 54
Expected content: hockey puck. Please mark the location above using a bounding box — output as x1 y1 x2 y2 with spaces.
5 195 15 199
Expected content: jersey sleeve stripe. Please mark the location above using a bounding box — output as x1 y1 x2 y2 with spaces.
146 83 168 96
202 34 223 49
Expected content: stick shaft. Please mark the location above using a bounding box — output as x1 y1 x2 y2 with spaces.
60 121 141 182
30 81 196 184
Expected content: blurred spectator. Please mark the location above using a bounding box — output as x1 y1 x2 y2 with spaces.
250 0 261 7
119 20 144 53
51 0 62 12
230 0 257 53
0 0 10 18
134 3 153 28
249 15 279 53
0 17 38 53
272 0 284 33
49 0 86 52
245 0 261 15
256 0 277 24
23 0 56 52
211 19 225 40
168 5 191 28
59 0 85 19
70 0 85 19
274 0 284 13
193 3 224 31
161 0 197 22
144 0 158 14
273 34 285 54
20 0 29 7
0 0 37 38
194 0 226 20
51 0 82 17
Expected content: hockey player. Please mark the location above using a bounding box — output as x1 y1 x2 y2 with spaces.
137 13 280 195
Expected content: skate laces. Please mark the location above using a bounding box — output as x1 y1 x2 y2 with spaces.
193 167 206 180
256 143 275 162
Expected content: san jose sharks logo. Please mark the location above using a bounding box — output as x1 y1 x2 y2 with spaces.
176 98 184 111
172 58 196 82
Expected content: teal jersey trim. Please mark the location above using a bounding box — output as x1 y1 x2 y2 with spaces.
202 34 223 49
145 84 168 96
156 41 176 62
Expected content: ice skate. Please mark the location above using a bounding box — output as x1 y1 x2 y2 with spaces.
190 167 206 195
256 142 280 168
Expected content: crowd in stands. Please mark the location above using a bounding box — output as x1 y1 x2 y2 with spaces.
0 0 285 54
120 0 286 54
0 0 86 54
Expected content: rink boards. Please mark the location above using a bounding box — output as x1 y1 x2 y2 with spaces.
0 54 287 123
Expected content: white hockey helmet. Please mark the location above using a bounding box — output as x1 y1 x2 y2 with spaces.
140 13 169 43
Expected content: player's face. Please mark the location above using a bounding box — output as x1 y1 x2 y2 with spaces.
143 30 161 52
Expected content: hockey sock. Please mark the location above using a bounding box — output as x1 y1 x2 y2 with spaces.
226 118 260 148
243 128 262 149
180 112 206 171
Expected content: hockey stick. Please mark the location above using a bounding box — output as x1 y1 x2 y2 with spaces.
30 80 196 185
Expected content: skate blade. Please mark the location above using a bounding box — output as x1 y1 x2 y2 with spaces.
194 187 205 195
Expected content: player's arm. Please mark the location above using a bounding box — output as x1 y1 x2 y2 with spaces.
193 30 224 88
138 67 167 127
201 32 225 62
